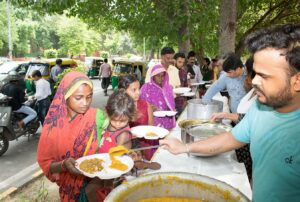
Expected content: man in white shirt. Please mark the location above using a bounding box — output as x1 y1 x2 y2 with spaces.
187 51 203 83
32 70 52 124
145 47 180 88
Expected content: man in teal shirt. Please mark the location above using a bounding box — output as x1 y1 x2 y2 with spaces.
160 23 300 201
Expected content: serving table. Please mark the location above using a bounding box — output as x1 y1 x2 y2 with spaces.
143 108 252 200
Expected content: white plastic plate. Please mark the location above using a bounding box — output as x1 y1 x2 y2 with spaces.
76 153 134 179
183 92 196 97
190 82 206 86
131 125 169 140
153 110 177 117
173 87 191 94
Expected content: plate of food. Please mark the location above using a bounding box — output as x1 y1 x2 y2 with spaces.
173 87 191 94
153 110 177 117
76 153 134 179
131 125 169 140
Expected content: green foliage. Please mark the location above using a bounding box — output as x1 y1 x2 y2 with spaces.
36 181 48 201
101 51 109 59
44 48 58 58
10 0 300 57
54 65 87 90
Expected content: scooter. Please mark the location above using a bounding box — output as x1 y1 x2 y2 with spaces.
0 94 40 156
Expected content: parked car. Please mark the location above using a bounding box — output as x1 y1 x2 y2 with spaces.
0 57 10 65
24 58 77 95
0 61 29 91
111 60 146 90
85 57 104 78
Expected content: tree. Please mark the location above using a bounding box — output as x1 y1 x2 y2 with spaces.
218 0 237 56
235 0 300 55
0 1 18 57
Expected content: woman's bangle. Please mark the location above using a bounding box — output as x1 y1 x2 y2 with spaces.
61 159 66 172
185 143 190 154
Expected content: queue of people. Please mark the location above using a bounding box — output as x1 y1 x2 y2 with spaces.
35 23 300 202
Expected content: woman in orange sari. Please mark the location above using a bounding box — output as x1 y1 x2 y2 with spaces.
37 71 109 201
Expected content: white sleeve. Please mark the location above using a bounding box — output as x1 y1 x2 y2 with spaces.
34 81 43 100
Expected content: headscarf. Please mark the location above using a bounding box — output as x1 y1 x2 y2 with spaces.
140 64 175 129
37 71 107 201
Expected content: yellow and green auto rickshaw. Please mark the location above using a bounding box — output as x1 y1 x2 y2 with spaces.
25 58 77 95
111 60 147 90
85 57 104 78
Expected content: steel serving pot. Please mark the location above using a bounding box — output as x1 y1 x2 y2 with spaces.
187 99 223 120
105 172 250 202
179 119 231 156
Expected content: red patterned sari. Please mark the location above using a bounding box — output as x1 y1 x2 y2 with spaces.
37 71 108 201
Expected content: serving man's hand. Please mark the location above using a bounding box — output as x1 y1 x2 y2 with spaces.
159 138 187 155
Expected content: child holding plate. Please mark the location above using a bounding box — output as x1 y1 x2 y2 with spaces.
85 89 136 202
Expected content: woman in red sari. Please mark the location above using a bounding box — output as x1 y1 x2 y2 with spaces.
118 75 155 160
118 75 153 127
37 71 109 201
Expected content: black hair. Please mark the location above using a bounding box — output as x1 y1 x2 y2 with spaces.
222 54 243 72
160 47 175 56
174 52 186 60
118 75 138 90
104 58 108 63
187 51 196 59
212 58 218 63
106 89 136 122
56 58 62 65
32 70 42 78
246 24 300 74
245 57 255 79
204 57 211 66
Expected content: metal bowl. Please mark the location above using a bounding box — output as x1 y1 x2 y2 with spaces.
105 172 250 202
179 120 231 156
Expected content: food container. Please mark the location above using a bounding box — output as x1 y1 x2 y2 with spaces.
179 120 231 156
105 172 250 202
187 99 223 120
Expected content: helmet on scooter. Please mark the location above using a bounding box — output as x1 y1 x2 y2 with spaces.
8 71 19 82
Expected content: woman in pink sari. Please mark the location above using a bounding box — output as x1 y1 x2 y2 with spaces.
140 64 176 130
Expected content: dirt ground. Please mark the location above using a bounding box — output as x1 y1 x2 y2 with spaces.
2 175 59 202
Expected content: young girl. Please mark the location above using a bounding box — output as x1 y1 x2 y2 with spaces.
85 89 136 202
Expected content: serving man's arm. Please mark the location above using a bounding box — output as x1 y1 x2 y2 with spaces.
159 132 245 155
202 76 226 104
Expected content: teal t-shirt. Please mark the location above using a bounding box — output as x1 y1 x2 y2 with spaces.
232 101 300 202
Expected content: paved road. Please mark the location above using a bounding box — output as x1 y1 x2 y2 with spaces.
0 79 110 184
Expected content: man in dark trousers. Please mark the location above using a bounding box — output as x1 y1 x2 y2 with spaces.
98 58 111 96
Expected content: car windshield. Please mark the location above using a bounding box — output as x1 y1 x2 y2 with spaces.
114 63 131 74
26 63 49 77
0 62 18 74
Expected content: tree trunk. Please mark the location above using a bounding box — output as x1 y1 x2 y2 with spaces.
177 0 190 55
218 0 237 56
149 48 155 60
178 24 190 55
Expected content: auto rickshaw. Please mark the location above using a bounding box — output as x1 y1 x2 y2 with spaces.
111 60 147 90
24 58 77 96
85 57 104 78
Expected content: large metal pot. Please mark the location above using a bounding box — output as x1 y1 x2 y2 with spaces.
187 99 223 119
179 119 231 156
105 172 250 202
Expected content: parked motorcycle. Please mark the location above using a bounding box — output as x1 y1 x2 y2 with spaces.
0 94 40 156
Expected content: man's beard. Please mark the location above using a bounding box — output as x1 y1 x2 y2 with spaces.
253 82 293 109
